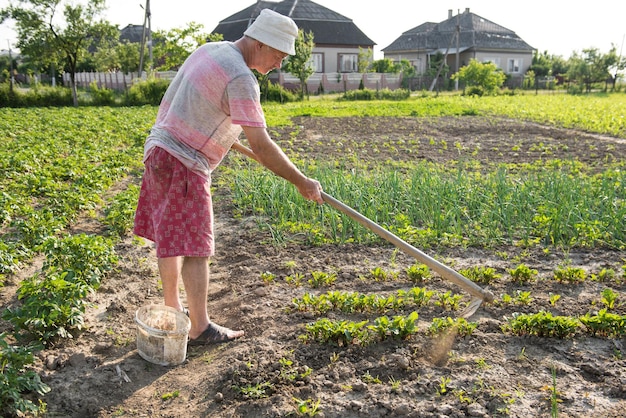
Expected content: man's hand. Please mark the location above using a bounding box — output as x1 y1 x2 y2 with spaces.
296 177 324 204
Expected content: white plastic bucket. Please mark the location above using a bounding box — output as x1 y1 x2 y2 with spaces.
135 304 191 366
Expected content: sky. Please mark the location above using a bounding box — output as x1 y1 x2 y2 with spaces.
1 0 625 60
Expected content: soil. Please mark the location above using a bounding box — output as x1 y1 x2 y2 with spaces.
2 116 626 418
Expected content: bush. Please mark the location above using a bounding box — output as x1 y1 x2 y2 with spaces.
262 81 298 103
0 84 73 107
125 77 170 106
89 81 116 106
341 88 410 101
464 86 485 96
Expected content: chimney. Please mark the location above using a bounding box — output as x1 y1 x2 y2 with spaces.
465 8 470 14
448 9 453 19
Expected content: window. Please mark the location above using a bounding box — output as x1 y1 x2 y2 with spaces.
309 53 323 73
508 59 522 73
338 53 358 72
482 57 501 68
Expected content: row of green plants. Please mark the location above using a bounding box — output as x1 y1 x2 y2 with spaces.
0 107 149 278
0 107 147 416
272 261 624 290
502 309 626 338
0 182 137 416
229 160 626 250
300 313 478 347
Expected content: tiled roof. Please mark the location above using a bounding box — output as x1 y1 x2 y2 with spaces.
382 10 534 53
212 0 375 47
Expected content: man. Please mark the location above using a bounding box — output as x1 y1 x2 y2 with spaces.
133 9 323 345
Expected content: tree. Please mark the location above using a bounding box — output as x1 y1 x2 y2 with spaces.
370 58 397 73
427 52 449 92
567 47 615 93
282 29 314 99
1 0 112 106
452 59 506 95
358 47 373 73
607 43 625 91
530 51 552 78
151 22 214 71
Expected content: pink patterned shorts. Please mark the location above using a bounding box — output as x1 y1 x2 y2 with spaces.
133 147 214 258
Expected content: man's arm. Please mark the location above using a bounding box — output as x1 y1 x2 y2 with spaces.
241 126 323 204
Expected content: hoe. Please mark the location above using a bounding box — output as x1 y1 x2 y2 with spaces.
232 143 494 318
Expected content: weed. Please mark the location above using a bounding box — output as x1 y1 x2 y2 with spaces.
292 397 321 416
233 382 273 399
260 271 276 285
160 390 179 401
362 371 381 384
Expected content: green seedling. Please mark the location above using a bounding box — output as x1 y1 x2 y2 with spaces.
579 309 626 337
285 272 305 286
438 376 451 395
308 271 337 288
460 266 501 284
405 263 431 282
260 271 276 285
362 371 381 384
515 290 533 305
509 263 538 284
553 265 587 283
434 291 463 311
549 293 561 306
369 266 399 282
502 311 579 338
600 288 618 310
233 382 273 399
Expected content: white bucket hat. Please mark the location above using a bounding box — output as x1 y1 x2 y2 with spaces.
244 9 298 55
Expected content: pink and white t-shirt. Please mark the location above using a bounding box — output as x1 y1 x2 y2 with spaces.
146 42 265 175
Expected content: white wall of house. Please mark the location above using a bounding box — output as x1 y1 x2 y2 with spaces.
386 50 532 76
473 51 532 75
311 46 366 73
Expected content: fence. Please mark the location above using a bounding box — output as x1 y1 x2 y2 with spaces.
63 71 404 93
62 71 177 91
277 72 403 93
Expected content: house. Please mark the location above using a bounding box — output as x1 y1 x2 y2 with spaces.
212 0 375 73
382 8 535 83
120 24 147 44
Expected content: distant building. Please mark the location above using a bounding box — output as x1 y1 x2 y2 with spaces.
120 24 147 44
212 0 375 73
383 8 535 80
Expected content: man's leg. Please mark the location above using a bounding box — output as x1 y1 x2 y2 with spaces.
158 256 185 312
180 256 211 338
182 256 245 342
